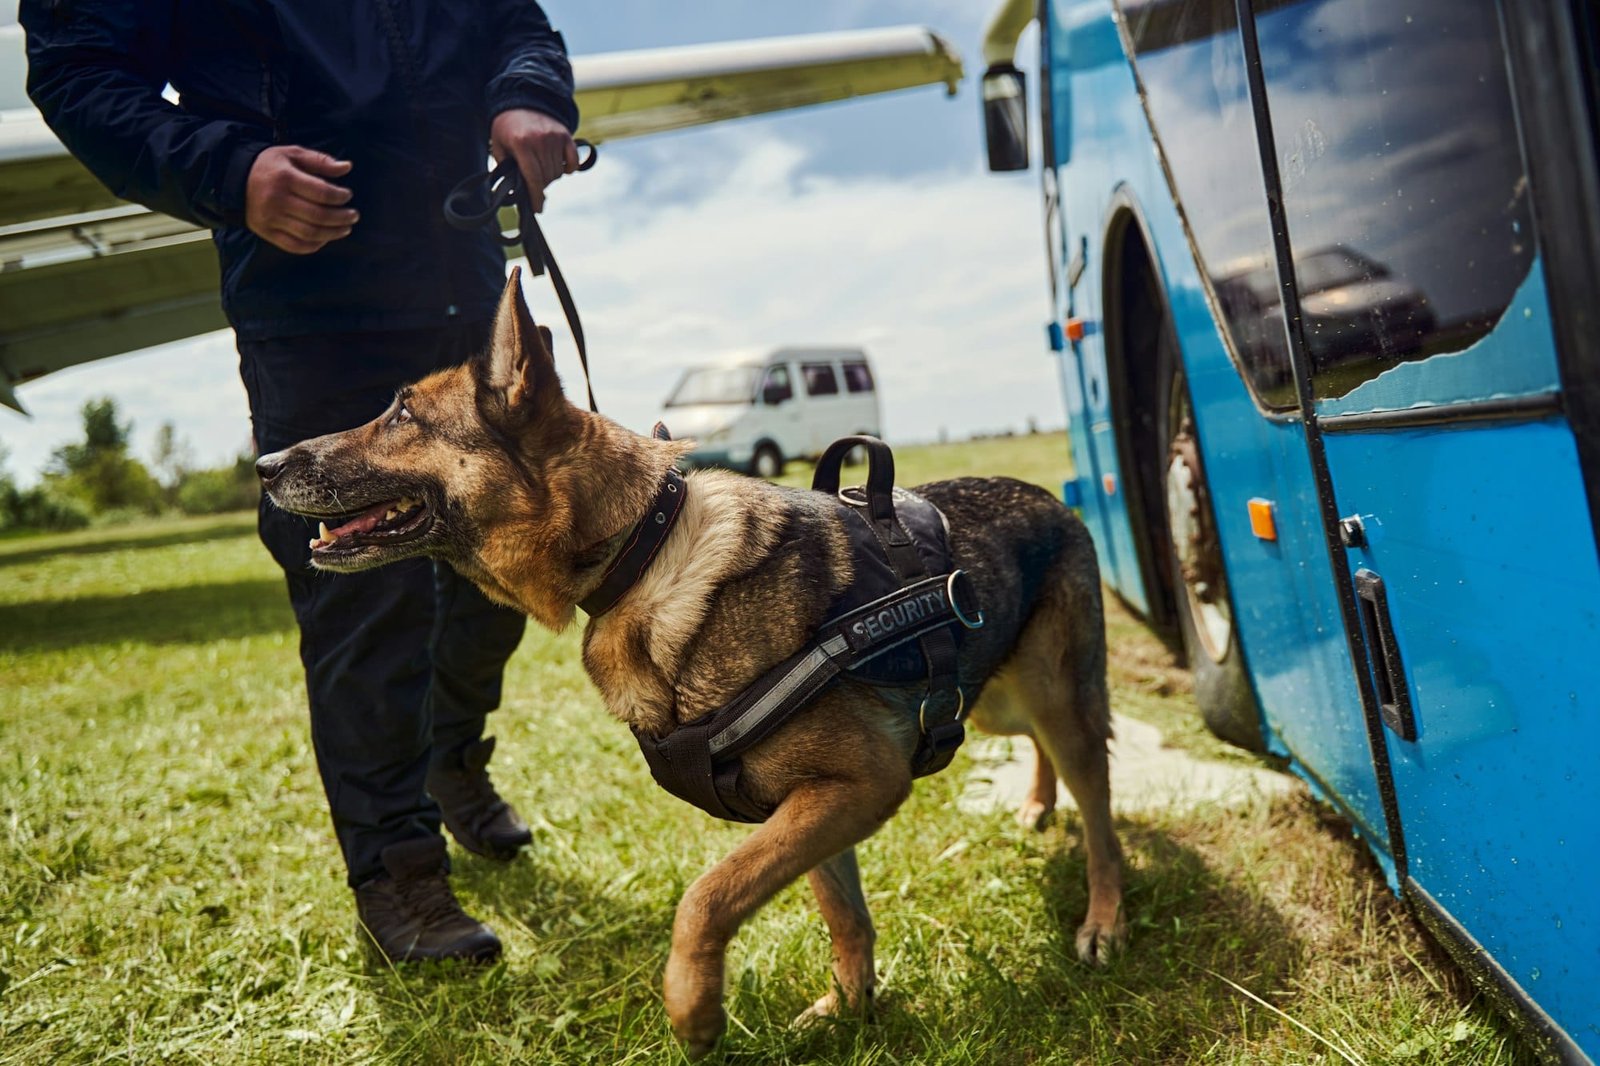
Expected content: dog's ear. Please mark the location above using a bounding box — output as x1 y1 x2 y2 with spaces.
484 267 561 414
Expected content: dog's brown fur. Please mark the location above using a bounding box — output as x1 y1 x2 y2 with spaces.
261 272 1126 1055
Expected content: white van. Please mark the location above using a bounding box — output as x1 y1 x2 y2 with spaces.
660 347 881 477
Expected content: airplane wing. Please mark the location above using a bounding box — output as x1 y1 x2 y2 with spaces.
0 25 963 413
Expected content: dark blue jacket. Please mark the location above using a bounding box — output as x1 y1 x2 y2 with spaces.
22 0 578 339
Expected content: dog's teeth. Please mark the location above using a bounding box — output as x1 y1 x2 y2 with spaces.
319 521 333 542
385 509 398 520
309 538 319 550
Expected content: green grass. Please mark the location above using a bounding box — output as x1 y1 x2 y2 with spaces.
0 433 1533 1064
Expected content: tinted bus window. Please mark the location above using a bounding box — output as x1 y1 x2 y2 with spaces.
841 362 875 394
1255 0 1535 402
1123 0 1298 409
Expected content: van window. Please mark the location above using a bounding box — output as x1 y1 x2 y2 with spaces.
667 365 762 406
841 362 875 394
762 365 793 404
802 363 840 397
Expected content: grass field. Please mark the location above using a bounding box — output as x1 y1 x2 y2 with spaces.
0 432 1534 1064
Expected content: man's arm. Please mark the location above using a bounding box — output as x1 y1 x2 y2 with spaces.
486 0 580 213
21 0 271 229
24 1 359 254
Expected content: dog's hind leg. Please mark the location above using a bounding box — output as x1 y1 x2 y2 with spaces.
663 765 909 1057
795 847 874 1026
1004 566 1126 963
1035 666 1126 963
1015 737 1059 831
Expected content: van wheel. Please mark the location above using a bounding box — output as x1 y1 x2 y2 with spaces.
750 443 784 479
1160 357 1267 753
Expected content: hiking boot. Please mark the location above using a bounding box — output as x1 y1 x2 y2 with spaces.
426 736 533 861
354 836 502 963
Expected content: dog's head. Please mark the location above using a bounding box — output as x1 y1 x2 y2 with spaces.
258 269 685 624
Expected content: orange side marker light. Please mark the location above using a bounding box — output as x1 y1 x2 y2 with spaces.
1065 318 1088 343
1248 498 1277 542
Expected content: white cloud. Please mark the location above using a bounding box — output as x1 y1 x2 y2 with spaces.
4 132 1059 484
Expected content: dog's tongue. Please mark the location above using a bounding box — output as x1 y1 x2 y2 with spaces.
329 501 393 539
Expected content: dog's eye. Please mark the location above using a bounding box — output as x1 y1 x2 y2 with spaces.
390 404 412 427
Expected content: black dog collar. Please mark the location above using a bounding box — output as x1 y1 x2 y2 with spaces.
580 468 687 617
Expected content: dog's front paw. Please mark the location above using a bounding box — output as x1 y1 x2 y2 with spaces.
664 952 726 1059
1014 798 1054 831
1075 916 1128 965
674 1013 725 1061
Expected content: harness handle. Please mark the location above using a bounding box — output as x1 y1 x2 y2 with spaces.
443 144 600 413
811 435 897 525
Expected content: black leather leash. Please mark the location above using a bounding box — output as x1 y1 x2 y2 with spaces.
444 140 600 412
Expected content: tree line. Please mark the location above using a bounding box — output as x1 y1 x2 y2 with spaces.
0 397 259 533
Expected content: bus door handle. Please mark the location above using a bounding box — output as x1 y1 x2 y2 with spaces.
1353 569 1418 741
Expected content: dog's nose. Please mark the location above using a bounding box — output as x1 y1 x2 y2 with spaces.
255 450 290 484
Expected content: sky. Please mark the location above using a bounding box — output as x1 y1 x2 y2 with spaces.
1 2 1053 485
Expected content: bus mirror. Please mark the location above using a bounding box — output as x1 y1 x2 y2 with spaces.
983 64 1029 172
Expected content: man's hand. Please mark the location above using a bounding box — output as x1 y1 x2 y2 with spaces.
491 109 578 214
245 146 358 255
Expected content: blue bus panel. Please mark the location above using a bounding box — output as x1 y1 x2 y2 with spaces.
1028 0 1600 1056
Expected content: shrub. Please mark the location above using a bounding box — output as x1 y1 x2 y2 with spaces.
176 455 260 515
1 483 92 532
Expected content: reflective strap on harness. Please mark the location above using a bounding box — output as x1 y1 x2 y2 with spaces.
706 570 982 759
709 635 850 756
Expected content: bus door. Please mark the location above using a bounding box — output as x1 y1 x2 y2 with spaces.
1249 0 1600 1054
1111 0 1396 855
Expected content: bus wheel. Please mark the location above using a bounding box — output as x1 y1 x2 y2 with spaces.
750 443 784 479
1162 368 1267 752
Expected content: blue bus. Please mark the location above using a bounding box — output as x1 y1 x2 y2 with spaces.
980 0 1600 1059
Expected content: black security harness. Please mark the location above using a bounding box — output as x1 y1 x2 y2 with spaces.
583 434 985 823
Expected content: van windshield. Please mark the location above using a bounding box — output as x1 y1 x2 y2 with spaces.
666 366 762 406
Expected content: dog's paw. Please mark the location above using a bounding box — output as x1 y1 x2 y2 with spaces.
793 991 842 1029
672 1010 726 1061
1014 798 1054 831
1075 917 1127 965
792 987 873 1030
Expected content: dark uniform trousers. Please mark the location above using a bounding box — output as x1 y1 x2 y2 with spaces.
240 322 527 887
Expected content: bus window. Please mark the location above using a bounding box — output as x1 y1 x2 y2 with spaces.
1122 0 1298 410
1255 0 1538 405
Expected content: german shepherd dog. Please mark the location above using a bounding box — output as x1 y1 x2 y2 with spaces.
259 271 1125 1055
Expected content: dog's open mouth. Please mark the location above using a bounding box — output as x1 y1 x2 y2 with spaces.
308 495 432 556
